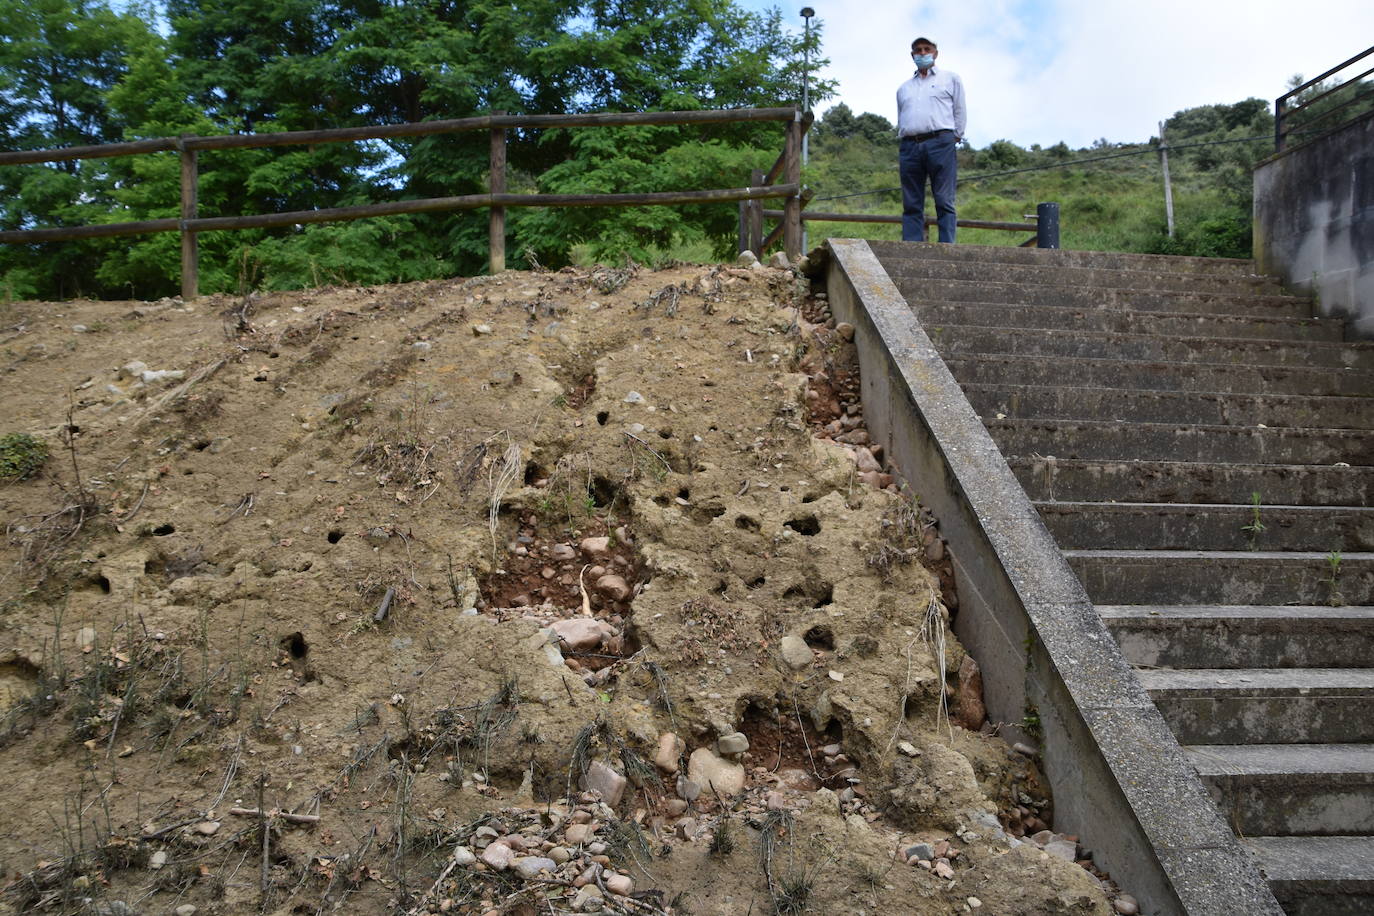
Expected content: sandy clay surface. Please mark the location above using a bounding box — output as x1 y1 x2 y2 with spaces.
0 258 1127 915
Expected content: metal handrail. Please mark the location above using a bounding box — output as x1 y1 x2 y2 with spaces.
1275 45 1374 151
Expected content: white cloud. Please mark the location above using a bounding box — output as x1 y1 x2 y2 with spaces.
765 0 1374 148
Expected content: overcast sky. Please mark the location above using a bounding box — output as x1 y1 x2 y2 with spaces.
742 0 1374 148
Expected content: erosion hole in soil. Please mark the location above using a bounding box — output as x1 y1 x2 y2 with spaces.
782 581 833 609
282 631 309 659
691 504 727 525
803 625 835 651
746 575 767 590
589 476 619 509
658 428 673 439
523 461 546 485
596 410 610 426
735 515 761 533
193 438 212 451
90 574 111 594
151 523 175 536
738 696 844 779
327 529 345 544
784 515 821 536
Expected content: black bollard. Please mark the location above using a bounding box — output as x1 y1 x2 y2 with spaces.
1036 202 1060 249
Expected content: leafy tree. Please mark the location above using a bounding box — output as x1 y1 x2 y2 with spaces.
3 0 830 295
977 139 1028 171
0 0 157 298
815 103 892 146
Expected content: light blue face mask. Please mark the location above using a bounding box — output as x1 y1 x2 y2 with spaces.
912 54 935 69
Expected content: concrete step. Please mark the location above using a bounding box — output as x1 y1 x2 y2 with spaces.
1139 668 1374 744
964 384 1372 429
927 325 1374 370
892 274 1311 318
1065 550 1374 607
1100 605 1374 669
986 418 1374 466
916 300 1343 342
887 254 1286 296
1185 744 1374 837
868 238 1267 278
944 354 1373 398
1039 503 1374 552
1244 835 1374 915
1011 457 1374 507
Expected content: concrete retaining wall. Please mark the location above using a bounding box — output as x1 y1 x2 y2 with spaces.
823 239 1282 916
1254 111 1374 338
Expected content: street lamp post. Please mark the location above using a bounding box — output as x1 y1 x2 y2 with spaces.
800 7 814 167
800 7 814 252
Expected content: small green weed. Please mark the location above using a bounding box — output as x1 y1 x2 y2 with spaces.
0 433 48 480
709 818 735 856
1324 550 1344 607
1241 491 1265 550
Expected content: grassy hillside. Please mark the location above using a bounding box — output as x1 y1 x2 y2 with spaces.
801 98 1273 258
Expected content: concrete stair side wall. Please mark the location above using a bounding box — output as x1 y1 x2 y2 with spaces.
1254 111 1374 338
824 238 1283 916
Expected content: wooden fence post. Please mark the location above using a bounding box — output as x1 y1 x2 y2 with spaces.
489 110 507 273
748 168 764 255
178 136 198 300
783 116 802 262
737 199 747 255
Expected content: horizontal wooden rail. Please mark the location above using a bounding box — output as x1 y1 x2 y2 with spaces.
0 218 180 243
2 105 811 295
761 210 1038 231
0 136 179 166
0 184 801 244
0 107 799 166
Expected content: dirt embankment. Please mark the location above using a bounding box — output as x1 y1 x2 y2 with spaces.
0 260 1122 915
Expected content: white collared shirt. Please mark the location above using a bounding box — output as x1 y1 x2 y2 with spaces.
897 66 966 139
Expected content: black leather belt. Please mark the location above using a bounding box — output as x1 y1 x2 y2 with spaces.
903 129 952 142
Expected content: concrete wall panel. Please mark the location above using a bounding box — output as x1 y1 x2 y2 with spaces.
1254 112 1374 337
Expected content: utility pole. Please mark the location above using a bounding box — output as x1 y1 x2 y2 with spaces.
800 7 814 254
1158 120 1175 239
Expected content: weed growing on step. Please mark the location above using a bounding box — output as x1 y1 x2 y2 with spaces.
1241 491 1266 550
1324 550 1344 607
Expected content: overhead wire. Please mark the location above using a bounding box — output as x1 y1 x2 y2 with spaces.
809 132 1280 203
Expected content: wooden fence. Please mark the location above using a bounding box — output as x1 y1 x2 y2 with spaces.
0 108 810 299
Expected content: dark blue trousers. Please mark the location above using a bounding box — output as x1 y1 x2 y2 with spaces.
900 133 958 243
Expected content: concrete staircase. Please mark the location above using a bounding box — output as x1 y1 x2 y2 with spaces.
869 240 1374 916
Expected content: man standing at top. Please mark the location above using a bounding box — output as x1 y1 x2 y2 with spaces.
897 37 966 243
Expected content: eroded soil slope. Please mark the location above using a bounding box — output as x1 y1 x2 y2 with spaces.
0 262 1116 915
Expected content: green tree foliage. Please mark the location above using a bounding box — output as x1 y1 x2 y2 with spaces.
1 0 831 298
0 0 155 298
